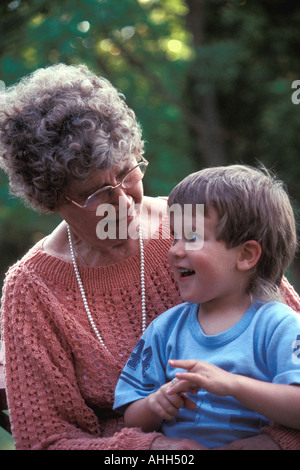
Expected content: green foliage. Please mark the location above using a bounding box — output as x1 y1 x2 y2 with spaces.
0 0 299 448
0 171 61 288
0 426 15 450
0 0 299 294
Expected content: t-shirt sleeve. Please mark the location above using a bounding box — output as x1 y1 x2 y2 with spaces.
264 305 300 385
113 321 167 413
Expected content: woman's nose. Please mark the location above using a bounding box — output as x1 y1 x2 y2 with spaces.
111 186 133 209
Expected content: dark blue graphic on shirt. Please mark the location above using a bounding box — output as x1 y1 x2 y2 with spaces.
119 370 154 390
292 334 300 364
142 346 152 377
127 339 145 370
127 339 153 377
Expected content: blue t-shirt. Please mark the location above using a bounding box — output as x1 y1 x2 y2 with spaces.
113 301 300 448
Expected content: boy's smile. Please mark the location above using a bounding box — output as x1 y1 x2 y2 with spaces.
177 267 196 278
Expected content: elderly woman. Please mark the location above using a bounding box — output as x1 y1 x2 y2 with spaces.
0 64 299 450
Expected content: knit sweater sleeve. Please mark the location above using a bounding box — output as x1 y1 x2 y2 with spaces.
1 264 160 450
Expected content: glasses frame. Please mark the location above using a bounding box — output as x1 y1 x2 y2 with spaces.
65 156 149 210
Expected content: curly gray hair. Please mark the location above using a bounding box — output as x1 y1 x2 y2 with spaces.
0 63 144 212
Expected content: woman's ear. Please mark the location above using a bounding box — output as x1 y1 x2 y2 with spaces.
237 240 262 271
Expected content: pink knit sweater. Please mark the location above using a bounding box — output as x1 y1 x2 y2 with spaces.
1 217 300 450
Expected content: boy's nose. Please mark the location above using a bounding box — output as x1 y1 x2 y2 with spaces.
169 239 186 259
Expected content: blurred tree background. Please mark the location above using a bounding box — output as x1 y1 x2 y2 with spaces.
0 0 299 296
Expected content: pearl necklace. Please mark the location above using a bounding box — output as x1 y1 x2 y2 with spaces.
67 223 147 350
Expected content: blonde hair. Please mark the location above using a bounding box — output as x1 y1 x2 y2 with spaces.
168 164 298 301
0 63 144 212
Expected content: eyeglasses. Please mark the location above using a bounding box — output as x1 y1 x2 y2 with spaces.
65 156 148 211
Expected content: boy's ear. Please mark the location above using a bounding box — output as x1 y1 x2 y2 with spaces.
236 240 262 271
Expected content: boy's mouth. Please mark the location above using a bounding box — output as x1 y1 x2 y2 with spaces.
178 267 195 278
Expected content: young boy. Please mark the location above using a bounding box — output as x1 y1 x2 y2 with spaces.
113 165 300 448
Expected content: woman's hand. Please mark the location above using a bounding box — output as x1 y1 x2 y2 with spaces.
215 434 281 450
151 434 280 450
150 435 207 450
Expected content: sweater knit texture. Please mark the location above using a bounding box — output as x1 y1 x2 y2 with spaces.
1 216 300 450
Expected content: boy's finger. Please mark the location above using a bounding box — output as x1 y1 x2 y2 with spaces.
175 372 202 388
167 378 197 396
182 394 197 410
169 359 197 370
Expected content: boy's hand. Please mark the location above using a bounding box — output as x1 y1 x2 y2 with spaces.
168 359 236 397
146 381 197 421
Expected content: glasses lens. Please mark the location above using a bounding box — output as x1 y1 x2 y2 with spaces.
85 189 112 211
85 161 147 210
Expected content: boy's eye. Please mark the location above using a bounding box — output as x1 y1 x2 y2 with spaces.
186 233 200 242
171 230 202 241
